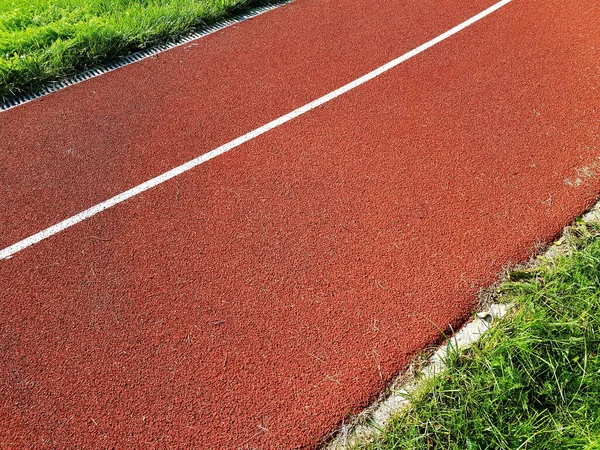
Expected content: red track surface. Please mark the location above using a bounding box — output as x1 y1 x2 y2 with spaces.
1 0 599 447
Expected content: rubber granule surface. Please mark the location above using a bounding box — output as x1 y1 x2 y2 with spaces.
1 0 599 448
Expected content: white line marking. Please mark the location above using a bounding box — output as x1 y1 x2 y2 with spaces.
0 0 511 260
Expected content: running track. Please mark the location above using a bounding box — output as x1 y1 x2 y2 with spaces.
1 0 599 447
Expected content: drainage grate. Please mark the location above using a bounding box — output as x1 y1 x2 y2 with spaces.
0 2 288 112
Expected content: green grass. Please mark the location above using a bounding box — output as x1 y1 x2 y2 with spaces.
358 220 600 450
0 0 271 101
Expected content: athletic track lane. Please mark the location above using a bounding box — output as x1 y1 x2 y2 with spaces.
1 0 599 448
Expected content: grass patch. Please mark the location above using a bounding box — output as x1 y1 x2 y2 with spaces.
358 220 600 450
0 0 272 101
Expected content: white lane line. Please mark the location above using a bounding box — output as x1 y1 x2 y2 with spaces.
0 0 511 260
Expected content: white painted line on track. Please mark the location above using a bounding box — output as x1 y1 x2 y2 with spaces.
0 0 511 260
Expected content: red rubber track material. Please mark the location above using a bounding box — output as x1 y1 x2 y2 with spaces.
0 0 496 246
1 0 600 448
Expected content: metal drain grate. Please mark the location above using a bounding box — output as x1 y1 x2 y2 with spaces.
0 2 288 112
